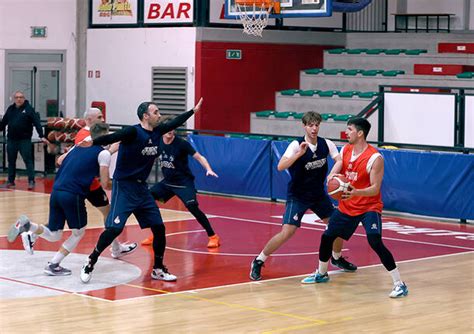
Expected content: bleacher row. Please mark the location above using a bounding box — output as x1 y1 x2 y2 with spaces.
250 39 474 140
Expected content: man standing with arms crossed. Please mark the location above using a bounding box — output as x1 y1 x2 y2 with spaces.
250 111 356 281
80 98 203 283
301 117 408 298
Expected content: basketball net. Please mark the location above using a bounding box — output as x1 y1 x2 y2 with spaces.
235 2 273 37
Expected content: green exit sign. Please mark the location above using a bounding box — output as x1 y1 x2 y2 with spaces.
226 49 242 60
31 26 47 38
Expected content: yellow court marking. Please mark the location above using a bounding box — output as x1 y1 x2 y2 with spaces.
124 284 329 325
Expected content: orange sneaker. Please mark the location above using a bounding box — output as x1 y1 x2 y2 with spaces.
141 235 154 246
207 234 220 248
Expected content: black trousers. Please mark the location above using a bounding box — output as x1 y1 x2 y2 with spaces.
7 138 35 183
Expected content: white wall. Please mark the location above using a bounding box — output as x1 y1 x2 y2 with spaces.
0 0 76 116
86 28 197 126
470 0 474 30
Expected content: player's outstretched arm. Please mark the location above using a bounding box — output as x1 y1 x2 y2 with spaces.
193 152 218 177
157 97 203 135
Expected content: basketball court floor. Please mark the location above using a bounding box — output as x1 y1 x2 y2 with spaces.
1 178 473 332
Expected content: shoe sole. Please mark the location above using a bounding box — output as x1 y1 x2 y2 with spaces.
44 270 72 276
7 225 20 243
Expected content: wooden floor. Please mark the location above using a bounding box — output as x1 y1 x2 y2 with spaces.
0 181 473 333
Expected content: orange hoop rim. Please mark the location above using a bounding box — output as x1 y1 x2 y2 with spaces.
235 0 280 13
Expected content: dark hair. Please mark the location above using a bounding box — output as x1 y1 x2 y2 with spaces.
137 102 154 120
90 122 109 140
301 111 322 125
347 117 371 139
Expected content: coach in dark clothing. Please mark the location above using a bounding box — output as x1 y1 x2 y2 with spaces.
0 91 48 189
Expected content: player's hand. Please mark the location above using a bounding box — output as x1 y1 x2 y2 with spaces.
206 170 218 178
108 142 120 154
41 137 50 145
341 184 357 200
297 142 309 156
193 97 203 113
327 173 343 184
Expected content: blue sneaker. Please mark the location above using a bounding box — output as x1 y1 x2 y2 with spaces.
389 282 408 298
301 271 330 284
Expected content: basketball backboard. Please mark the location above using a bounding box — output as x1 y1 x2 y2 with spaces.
224 0 332 19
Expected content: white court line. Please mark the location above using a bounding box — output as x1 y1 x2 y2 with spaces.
108 250 474 303
208 214 474 251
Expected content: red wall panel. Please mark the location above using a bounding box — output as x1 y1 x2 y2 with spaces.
195 41 338 132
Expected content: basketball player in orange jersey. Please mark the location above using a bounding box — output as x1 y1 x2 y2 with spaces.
57 107 137 258
301 117 408 298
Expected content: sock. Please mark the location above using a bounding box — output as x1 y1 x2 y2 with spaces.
332 251 341 260
51 252 66 264
256 251 268 262
111 239 121 252
318 260 329 275
389 267 401 285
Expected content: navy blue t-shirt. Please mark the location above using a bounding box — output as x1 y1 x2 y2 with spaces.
159 136 196 185
287 136 330 202
53 146 104 196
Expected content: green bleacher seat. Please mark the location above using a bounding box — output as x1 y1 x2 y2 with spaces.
337 91 357 98
248 135 269 140
229 134 247 138
293 113 304 119
404 49 428 55
347 49 368 54
280 89 299 96
304 68 323 75
382 70 405 77
384 49 406 55
255 110 274 118
327 48 347 54
342 69 362 76
357 92 379 98
361 69 384 76
322 69 341 75
333 114 356 121
299 90 316 96
456 72 473 79
321 113 336 120
365 49 386 55
318 90 339 97
274 112 294 118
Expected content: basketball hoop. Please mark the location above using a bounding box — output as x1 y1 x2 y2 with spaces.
235 0 280 37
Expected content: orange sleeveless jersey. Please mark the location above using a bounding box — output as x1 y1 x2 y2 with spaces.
338 144 383 216
75 127 101 191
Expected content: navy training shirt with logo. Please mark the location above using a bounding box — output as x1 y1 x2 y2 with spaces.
159 136 196 186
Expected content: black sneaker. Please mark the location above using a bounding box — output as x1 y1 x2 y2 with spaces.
249 258 264 281
331 256 357 272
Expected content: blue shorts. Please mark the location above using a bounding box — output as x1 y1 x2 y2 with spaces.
48 190 87 231
105 180 163 230
283 195 334 227
150 181 198 206
324 210 383 240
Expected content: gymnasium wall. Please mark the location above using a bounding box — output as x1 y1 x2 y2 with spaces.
405 0 467 30
86 28 197 126
195 41 339 132
0 0 76 116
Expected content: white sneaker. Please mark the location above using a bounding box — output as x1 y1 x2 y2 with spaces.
7 215 31 242
80 259 95 283
44 262 72 276
21 232 37 255
151 267 177 281
389 282 408 298
111 242 138 259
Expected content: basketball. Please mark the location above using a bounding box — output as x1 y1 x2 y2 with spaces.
327 176 350 200
51 118 66 130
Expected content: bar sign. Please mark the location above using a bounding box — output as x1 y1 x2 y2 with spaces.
31 26 47 38
226 49 242 60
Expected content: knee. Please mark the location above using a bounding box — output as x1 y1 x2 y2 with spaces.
184 200 199 211
367 234 383 249
151 224 165 235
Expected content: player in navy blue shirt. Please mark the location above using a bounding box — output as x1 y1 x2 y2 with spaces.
7 123 111 276
250 112 357 281
141 119 219 248
80 98 203 283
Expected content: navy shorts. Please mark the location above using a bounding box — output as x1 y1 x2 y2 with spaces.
283 195 334 227
105 180 163 230
325 210 383 240
86 186 109 208
150 181 198 206
48 190 87 231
